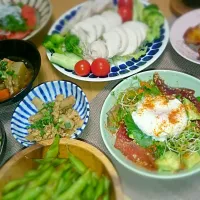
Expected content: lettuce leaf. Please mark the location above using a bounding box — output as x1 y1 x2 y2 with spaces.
124 112 153 148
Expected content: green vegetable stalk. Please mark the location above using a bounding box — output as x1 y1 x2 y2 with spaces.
44 134 60 159
68 151 87 174
57 170 92 200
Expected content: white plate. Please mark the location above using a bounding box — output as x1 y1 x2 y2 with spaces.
170 9 200 64
47 1 169 82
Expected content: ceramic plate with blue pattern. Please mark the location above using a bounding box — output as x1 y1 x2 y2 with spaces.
47 1 169 82
11 81 90 147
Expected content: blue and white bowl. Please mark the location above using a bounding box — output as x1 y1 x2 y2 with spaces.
11 81 90 147
47 1 169 82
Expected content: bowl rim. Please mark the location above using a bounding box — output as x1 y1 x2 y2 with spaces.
0 39 41 105
100 69 200 179
0 138 124 200
11 80 90 147
0 121 7 160
24 0 53 41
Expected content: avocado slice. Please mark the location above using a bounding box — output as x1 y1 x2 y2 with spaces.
183 98 200 120
155 151 181 172
182 152 200 169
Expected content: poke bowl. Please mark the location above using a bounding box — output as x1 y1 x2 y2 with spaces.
0 0 52 40
11 81 90 147
0 39 41 107
100 70 200 179
0 138 123 200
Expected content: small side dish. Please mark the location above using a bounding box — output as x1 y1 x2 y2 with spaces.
1 136 112 200
0 58 33 102
106 73 200 172
44 0 165 78
0 3 37 40
27 95 83 142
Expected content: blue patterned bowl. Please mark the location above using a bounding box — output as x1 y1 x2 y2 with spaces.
47 1 169 82
0 0 52 40
11 81 90 147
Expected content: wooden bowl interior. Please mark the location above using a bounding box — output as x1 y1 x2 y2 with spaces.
0 139 123 200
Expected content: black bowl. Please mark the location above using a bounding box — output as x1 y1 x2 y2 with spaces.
0 39 41 107
0 120 6 162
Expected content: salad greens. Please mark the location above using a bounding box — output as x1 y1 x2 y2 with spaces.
2 15 27 32
124 112 153 148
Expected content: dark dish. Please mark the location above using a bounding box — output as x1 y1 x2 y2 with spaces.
0 39 41 106
182 0 200 8
0 120 7 161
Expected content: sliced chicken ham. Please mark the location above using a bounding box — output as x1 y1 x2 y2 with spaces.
120 26 138 56
102 31 121 58
101 10 122 30
88 40 108 59
114 27 128 55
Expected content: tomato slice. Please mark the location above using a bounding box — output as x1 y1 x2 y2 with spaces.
21 5 37 29
6 30 31 39
114 123 157 170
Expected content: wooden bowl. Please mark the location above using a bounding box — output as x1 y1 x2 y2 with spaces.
0 139 123 200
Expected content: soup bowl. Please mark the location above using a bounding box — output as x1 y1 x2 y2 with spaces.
100 70 200 179
0 39 41 107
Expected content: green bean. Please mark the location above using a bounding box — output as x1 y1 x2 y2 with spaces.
52 168 75 198
34 158 66 166
95 177 105 200
44 163 71 198
74 196 81 200
2 177 29 194
82 184 94 200
2 185 26 200
68 151 87 174
57 170 91 200
20 186 44 200
103 176 111 193
29 166 54 188
102 193 110 200
45 134 60 159
91 172 98 188
37 193 49 200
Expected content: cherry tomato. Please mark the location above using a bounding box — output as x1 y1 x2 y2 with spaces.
118 0 133 8
74 60 91 76
91 58 110 77
118 6 133 22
